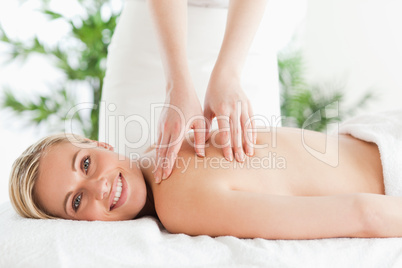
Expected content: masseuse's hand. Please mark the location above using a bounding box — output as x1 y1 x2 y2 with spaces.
204 70 256 162
154 84 206 183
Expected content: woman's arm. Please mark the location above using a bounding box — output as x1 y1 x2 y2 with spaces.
147 0 190 84
148 0 268 79
214 0 269 75
163 191 401 239
203 0 269 162
147 0 206 182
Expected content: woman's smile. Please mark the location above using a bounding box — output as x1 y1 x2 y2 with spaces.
109 173 129 211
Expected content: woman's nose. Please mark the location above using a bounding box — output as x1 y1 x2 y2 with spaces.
88 177 109 200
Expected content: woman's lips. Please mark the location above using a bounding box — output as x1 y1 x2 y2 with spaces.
110 173 128 211
108 173 120 210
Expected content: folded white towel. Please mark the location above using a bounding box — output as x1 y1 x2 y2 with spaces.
339 109 402 196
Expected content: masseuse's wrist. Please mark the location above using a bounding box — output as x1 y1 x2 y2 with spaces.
210 64 242 91
211 61 242 82
165 76 195 97
165 65 194 93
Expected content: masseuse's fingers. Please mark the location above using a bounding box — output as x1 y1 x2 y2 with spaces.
231 112 245 162
97 142 114 151
162 132 184 181
192 117 206 157
203 107 214 142
161 118 205 180
155 131 170 183
241 110 254 157
217 115 233 161
248 102 257 145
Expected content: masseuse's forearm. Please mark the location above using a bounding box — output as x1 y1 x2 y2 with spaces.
213 0 268 77
147 0 192 92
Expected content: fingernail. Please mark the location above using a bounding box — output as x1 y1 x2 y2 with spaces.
199 151 205 158
155 175 161 184
247 148 253 156
162 172 168 180
237 152 245 162
227 153 233 162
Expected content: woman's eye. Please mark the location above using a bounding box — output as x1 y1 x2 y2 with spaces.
73 194 82 212
82 156 91 174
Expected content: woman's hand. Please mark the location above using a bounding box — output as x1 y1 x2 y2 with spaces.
148 0 207 183
154 83 206 183
204 70 256 162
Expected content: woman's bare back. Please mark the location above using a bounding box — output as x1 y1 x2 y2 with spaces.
143 127 384 196
140 127 385 238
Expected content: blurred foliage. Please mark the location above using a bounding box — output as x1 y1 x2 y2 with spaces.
278 49 375 131
0 0 119 139
0 0 375 138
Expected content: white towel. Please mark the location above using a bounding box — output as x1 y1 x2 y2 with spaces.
2 201 402 267
339 109 402 196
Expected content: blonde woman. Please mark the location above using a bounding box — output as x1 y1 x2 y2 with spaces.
9 110 402 239
99 0 281 184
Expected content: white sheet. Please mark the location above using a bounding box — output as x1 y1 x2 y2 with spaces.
1 201 402 267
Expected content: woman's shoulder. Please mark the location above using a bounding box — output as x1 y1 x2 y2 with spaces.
154 175 225 233
155 179 230 235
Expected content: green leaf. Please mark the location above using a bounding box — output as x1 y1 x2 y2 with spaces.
42 9 64 20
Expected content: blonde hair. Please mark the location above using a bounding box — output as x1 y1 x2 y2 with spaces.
9 133 90 219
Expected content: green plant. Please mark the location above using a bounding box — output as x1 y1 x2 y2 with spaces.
0 0 119 140
278 48 375 131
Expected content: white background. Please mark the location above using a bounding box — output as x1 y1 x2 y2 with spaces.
302 0 402 112
0 0 401 205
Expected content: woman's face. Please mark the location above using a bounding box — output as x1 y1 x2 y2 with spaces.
34 141 147 221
